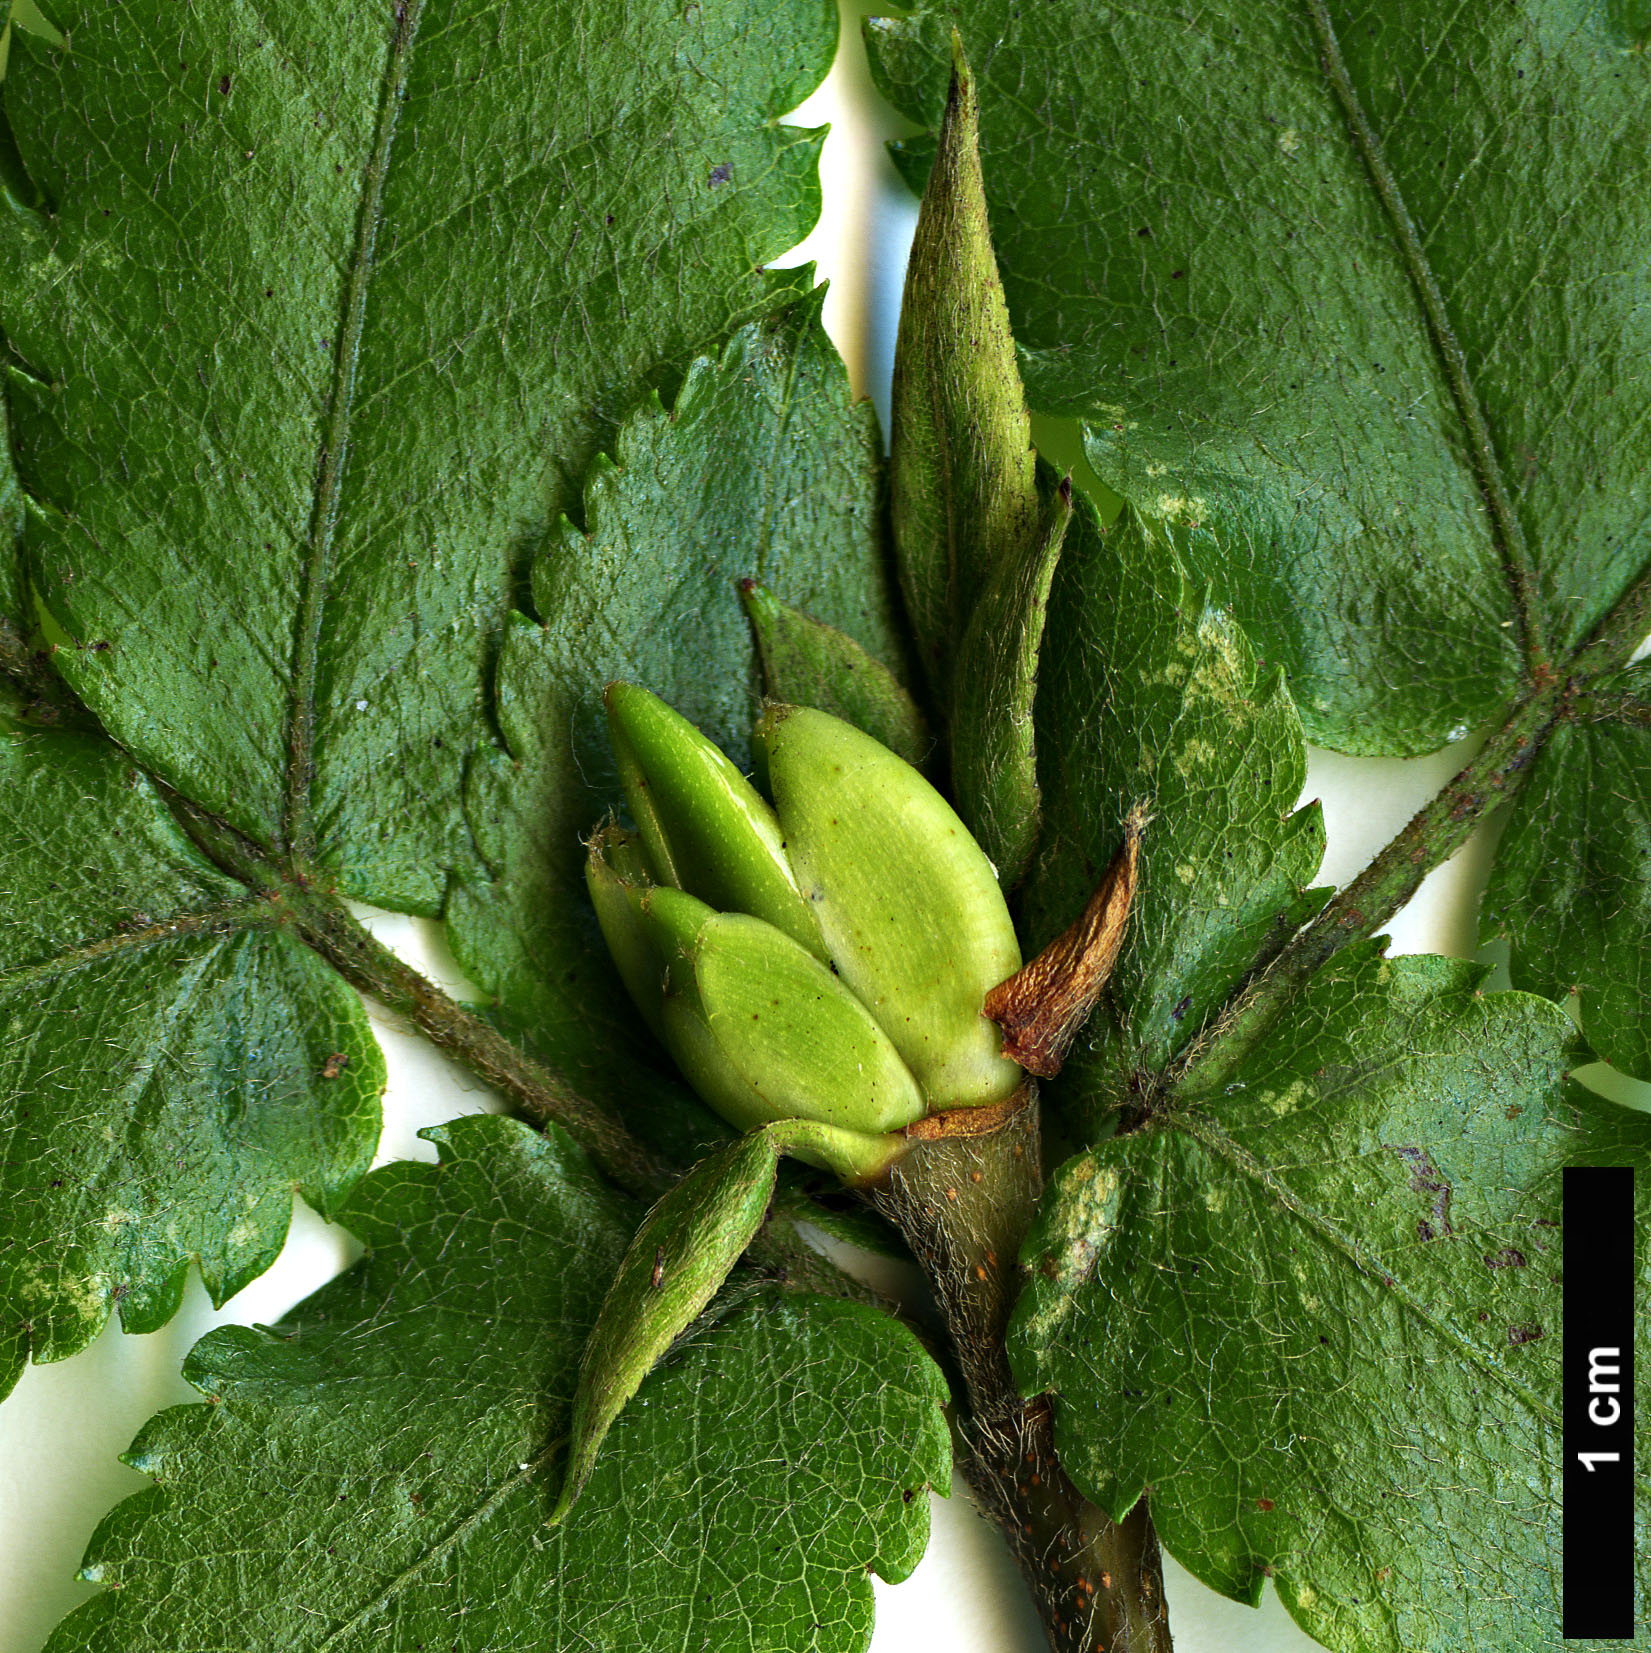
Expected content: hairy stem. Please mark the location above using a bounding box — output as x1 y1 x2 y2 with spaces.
871 1093 1173 1653
166 793 674 1199
1158 447 1651 1110
167 793 874 1300
290 893 680 1198
293 897 891 1298
1170 681 1567 1100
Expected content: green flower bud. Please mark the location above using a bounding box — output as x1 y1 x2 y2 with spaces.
686 912 926 1135
756 704 1023 1110
588 823 921 1165
604 682 827 961
590 688 1026 1177
584 824 668 1039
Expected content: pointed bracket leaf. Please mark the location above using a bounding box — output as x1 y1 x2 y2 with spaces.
740 579 931 768
888 35 1068 883
553 1127 786 1521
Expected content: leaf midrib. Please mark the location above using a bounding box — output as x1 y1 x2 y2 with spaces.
281 0 426 865
1174 1106 1559 1428
304 1432 562 1653
1303 0 1548 677
0 897 280 992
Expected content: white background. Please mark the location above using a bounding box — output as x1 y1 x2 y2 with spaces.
0 5 1610 1649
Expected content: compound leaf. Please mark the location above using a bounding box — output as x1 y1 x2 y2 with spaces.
45 1114 950 1653
0 0 843 1368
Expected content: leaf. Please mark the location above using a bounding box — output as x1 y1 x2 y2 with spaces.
0 0 845 1360
1010 945 1649 1651
47 1115 951 1652
0 0 837 912
887 39 1069 883
0 390 19 626
741 579 931 769
447 292 908 1152
1019 492 1324 1137
1483 661 1651 1081
867 2 1651 755
0 694 383 1399
555 1128 783 1520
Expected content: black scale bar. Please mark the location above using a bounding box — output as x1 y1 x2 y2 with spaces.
1564 1165 1636 1640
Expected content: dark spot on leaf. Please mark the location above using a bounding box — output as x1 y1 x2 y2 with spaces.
1255 1497 1274 1512
1389 1144 1453 1236
1136 225 1152 237
708 163 733 188
1171 994 1192 1021
218 74 232 96
1484 1247 1528 1269
320 1052 349 1080
1507 1323 1544 1346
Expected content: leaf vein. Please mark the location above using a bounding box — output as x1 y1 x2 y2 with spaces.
1302 0 1547 677
281 0 427 863
1174 1108 1557 1428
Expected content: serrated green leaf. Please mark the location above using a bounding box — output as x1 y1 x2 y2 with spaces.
1010 945 1647 1652
448 294 908 1155
1021 493 1324 1136
867 2 1651 754
741 579 931 769
46 1114 950 1653
0 0 835 911
0 695 382 1399
1483 663 1651 1081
